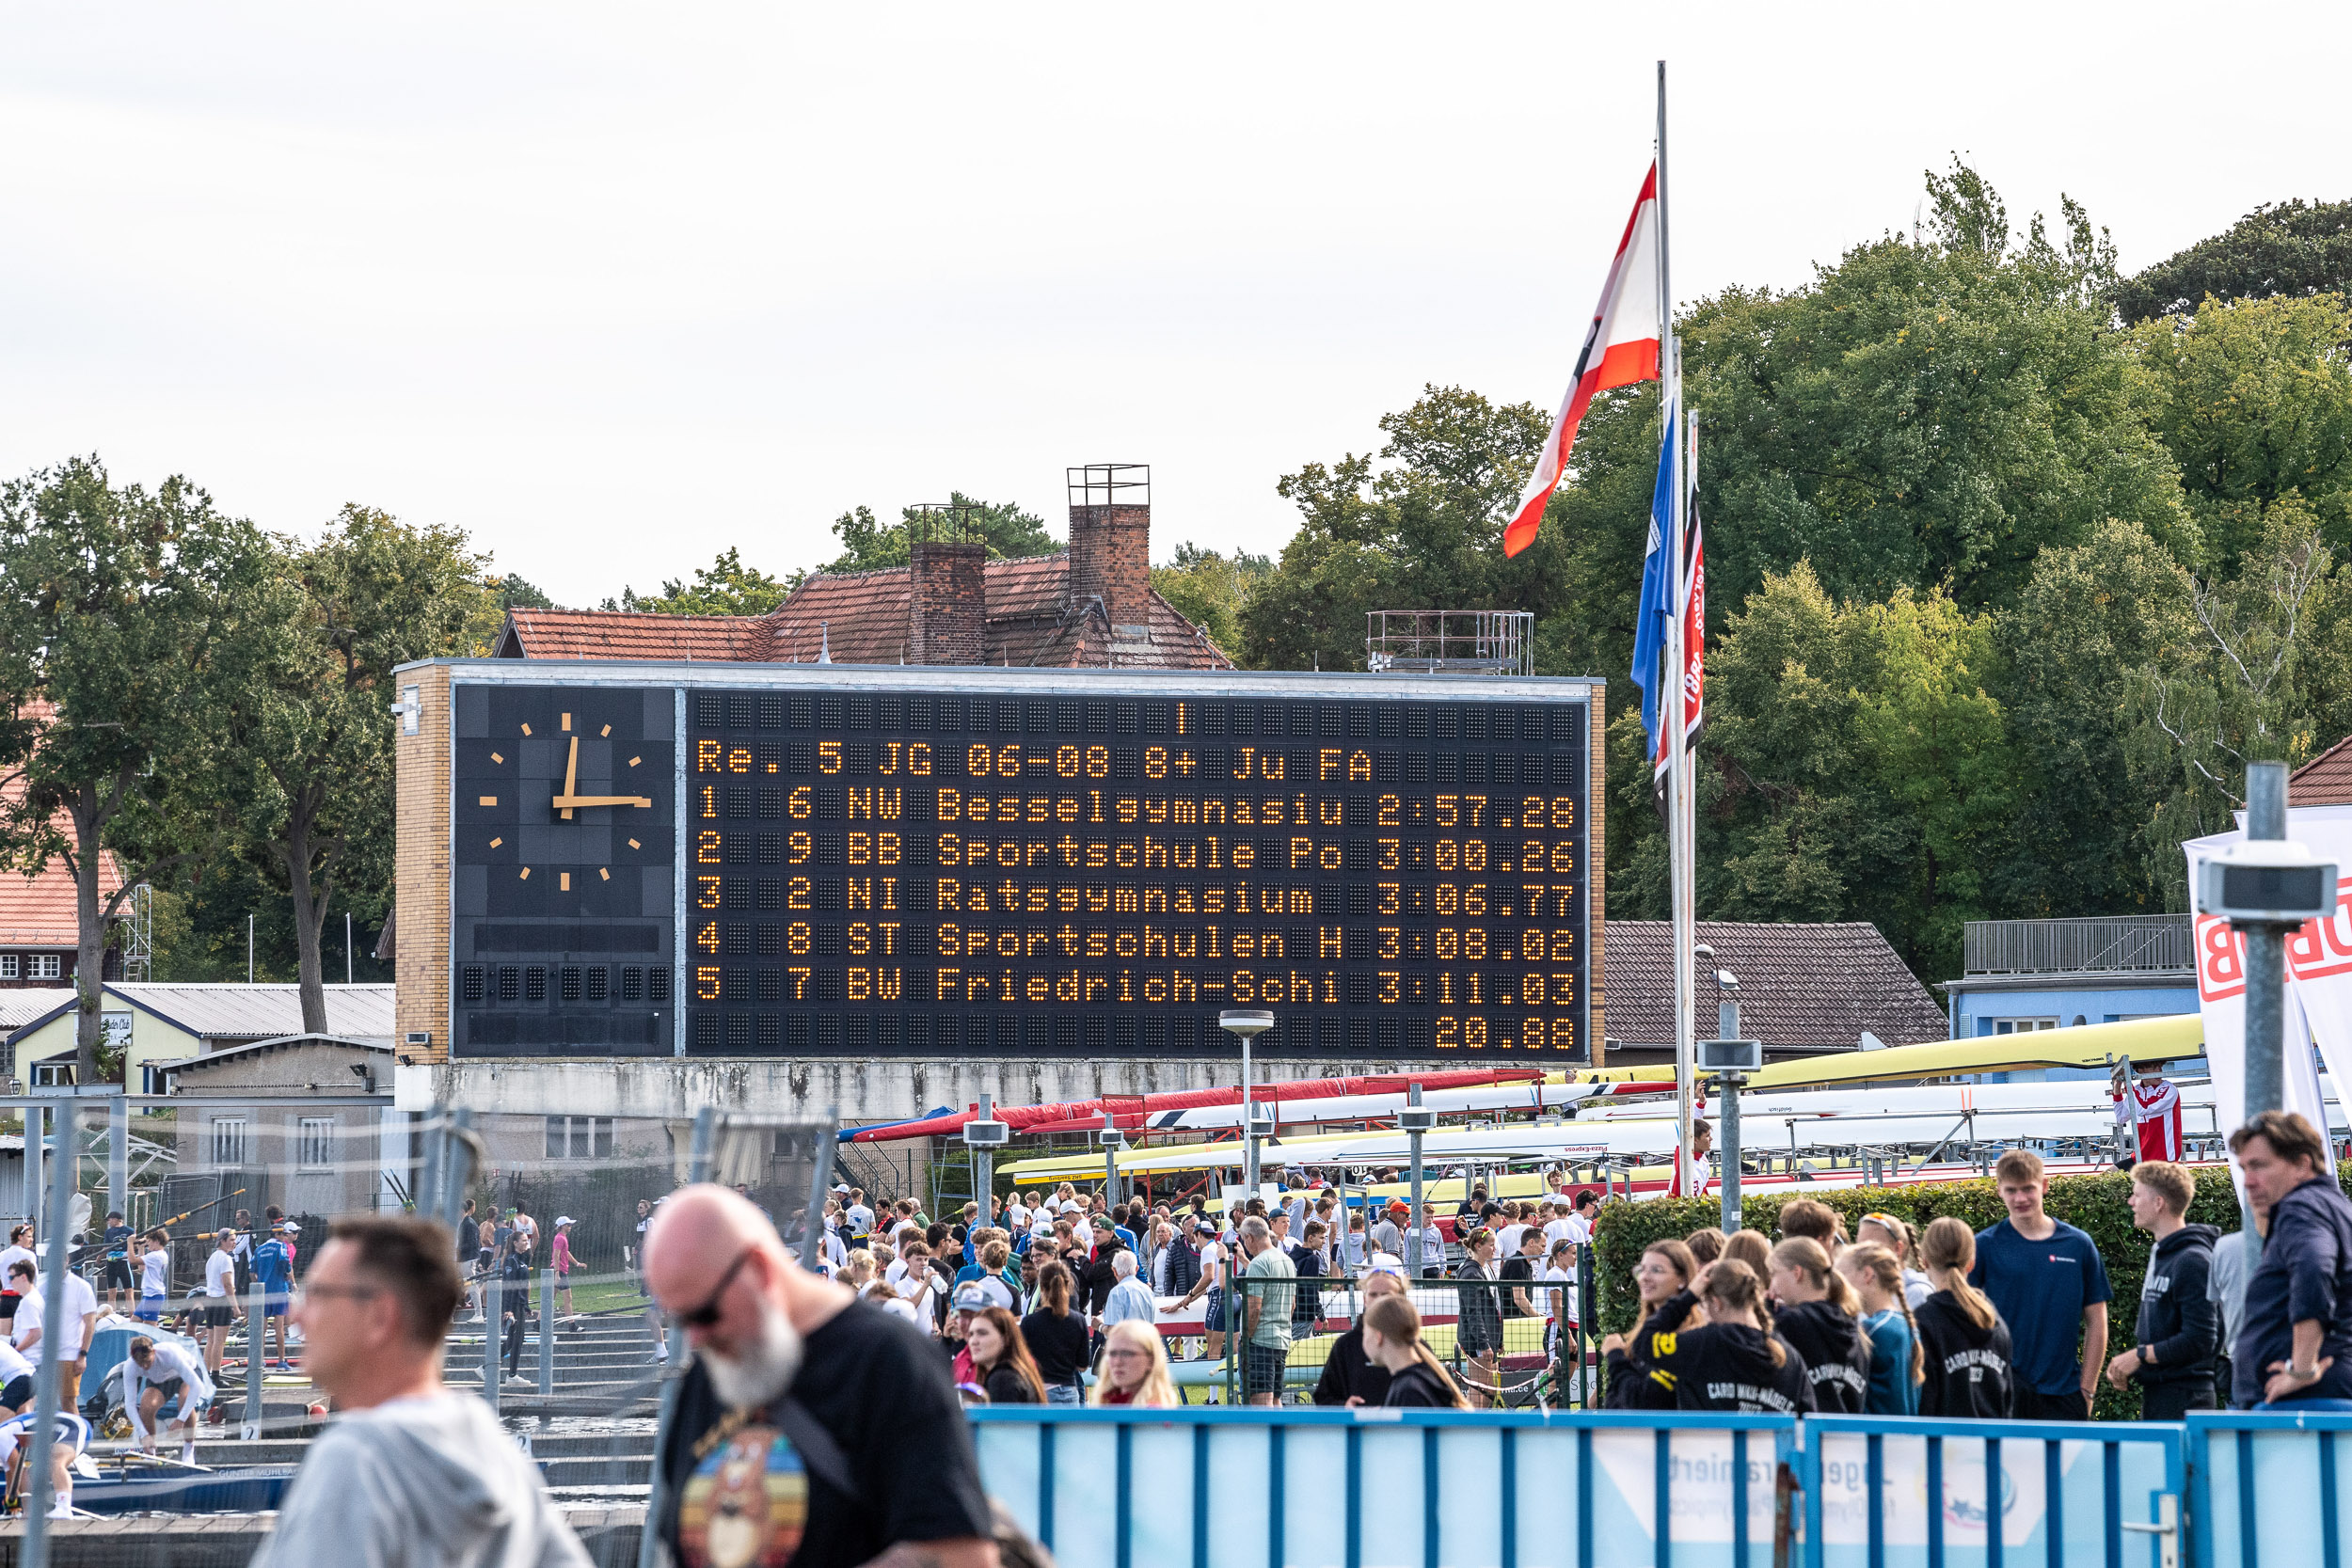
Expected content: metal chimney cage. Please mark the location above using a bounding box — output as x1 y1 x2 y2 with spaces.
1068 464 1150 510
1364 610 1534 676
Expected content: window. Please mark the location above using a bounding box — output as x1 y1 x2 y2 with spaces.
1992 1018 2059 1035
31 1061 72 1087
545 1117 614 1161
139 1063 169 1096
0 957 16 979
29 956 60 980
298 1117 335 1171
212 1119 247 1166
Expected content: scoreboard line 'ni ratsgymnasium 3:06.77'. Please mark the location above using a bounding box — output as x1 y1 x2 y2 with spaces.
419 665 1601 1063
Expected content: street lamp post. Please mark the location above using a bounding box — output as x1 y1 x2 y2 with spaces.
1399 1084 1435 1276
1219 1009 1274 1198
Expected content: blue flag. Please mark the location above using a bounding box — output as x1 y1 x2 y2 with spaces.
1630 405 1677 764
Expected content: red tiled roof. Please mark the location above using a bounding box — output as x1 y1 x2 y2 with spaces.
498 610 770 662
502 556 1233 671
2293 733 2352 807
1603 921 1948 1051
0 708 128 946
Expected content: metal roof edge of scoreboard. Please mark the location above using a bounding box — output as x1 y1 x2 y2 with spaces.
402 657 1606 1068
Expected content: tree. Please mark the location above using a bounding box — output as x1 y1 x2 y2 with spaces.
495 572 555 611
0 458 261 1083
2126 293 2352 569
212 506 492 1033
2128 497 2343 904
2113 198 2352 325
1150 542 1269 657
818 493 1057 575
1240 385 1565 671
604 546 793 615
1685 161 2188 614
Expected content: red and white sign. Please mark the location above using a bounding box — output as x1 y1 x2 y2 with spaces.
1503 165 1663 558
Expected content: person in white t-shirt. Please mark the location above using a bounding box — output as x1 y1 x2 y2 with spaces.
199 1230 244 1378
0 1227 33 1335
0 1337 32 1415
137 1227 172 1323
124 1334 214 1460
9 1259 99 1407
1171 1215 1229 1360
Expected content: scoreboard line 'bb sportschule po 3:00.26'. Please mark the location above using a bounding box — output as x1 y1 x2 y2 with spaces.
434 667 1599 1063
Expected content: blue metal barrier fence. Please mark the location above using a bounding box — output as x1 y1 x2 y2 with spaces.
2189 1408 2352 1568
969 1407 1795 1568
1794 1416 2182 1568
969 1408 2217 1568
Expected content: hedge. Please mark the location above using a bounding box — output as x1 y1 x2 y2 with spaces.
1585 1164 2336 1420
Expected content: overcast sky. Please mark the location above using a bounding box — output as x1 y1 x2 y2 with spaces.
3 5 2345 608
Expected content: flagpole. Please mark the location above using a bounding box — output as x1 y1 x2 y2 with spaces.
1655 59 1697 1194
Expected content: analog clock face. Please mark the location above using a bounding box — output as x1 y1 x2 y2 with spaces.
451 685 676 1055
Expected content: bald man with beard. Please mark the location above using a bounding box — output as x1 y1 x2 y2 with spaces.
644 1184 997 1568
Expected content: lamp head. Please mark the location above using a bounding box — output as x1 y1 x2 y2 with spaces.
1218 1009 1275 1038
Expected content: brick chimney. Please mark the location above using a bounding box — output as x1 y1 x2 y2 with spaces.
1066 464 1152 639
908 540 986 665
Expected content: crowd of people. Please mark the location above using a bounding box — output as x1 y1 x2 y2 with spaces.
1598 1110 2352 1418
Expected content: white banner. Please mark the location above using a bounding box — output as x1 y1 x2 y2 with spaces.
2186 808 2352 1148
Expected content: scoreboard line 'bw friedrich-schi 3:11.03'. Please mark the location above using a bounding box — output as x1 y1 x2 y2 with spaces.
446 677 1595 1062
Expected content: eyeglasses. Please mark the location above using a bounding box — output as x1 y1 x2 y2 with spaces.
675 1248 755 1329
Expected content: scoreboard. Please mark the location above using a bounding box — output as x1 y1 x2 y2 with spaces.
442 671 1598 1062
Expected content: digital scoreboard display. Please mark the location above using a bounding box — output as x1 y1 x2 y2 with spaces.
448 675 1596 1062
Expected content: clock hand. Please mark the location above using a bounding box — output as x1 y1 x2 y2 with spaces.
552 794 655 808
560 736 580 820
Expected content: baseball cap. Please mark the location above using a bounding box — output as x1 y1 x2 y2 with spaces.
282 1221 299 1234
554 1215 576 1227
1386 1199 1408 1215
951 1282 992 1313
1193 1217 1218 1234
833 1183 851 1195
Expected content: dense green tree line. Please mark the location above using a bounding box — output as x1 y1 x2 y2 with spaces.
1234 165 2352 985
0 462 498 1076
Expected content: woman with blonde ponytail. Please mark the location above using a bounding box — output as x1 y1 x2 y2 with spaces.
1837 1243 1922 1415
1637 1259 1816 1414
1363 1294 1468 1409
1767 1238 1869 1413
1914 1217 2015 1418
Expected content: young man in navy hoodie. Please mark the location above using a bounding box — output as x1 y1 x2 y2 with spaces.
2103 1159 2219 1418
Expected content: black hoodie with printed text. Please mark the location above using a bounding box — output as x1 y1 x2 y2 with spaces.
1616 1290 1816 1414
1773 1299 1871 1414
1915 1289 2016 1418
2134 1222 2220 1391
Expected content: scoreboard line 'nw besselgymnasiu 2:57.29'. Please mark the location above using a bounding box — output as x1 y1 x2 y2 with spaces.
446 675 1597 1061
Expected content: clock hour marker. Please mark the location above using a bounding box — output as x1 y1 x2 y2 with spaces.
561 713 571 732
560 872 571 891
628 838 641 849
599 867 611 880
490 752 503 764
520 723 532 736
489 836 502 848
518 867 531 879
628 756 641 768
601 724 612 737
478 796 498 806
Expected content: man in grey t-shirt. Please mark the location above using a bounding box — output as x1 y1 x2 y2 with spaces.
1238 1217 1296 1406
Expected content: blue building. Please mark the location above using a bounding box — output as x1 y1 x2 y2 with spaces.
1941 915 2197 1039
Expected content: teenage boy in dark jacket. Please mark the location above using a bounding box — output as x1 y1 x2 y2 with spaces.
2103 1160 2219 1418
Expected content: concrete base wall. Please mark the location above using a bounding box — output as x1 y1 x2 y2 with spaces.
398 1055 1454 1124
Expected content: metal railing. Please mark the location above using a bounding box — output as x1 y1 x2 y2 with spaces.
970 1405 1794 1568
1218 1263 1597 1410
1963 915 2195 976
2189 1407 2352 1567
1364 610 1534 677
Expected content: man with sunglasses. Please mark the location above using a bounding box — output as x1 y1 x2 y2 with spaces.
252 1215 588 1568
645 1184 997 1568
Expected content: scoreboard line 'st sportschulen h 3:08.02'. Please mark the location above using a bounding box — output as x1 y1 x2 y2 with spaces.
443 671 1596 1062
